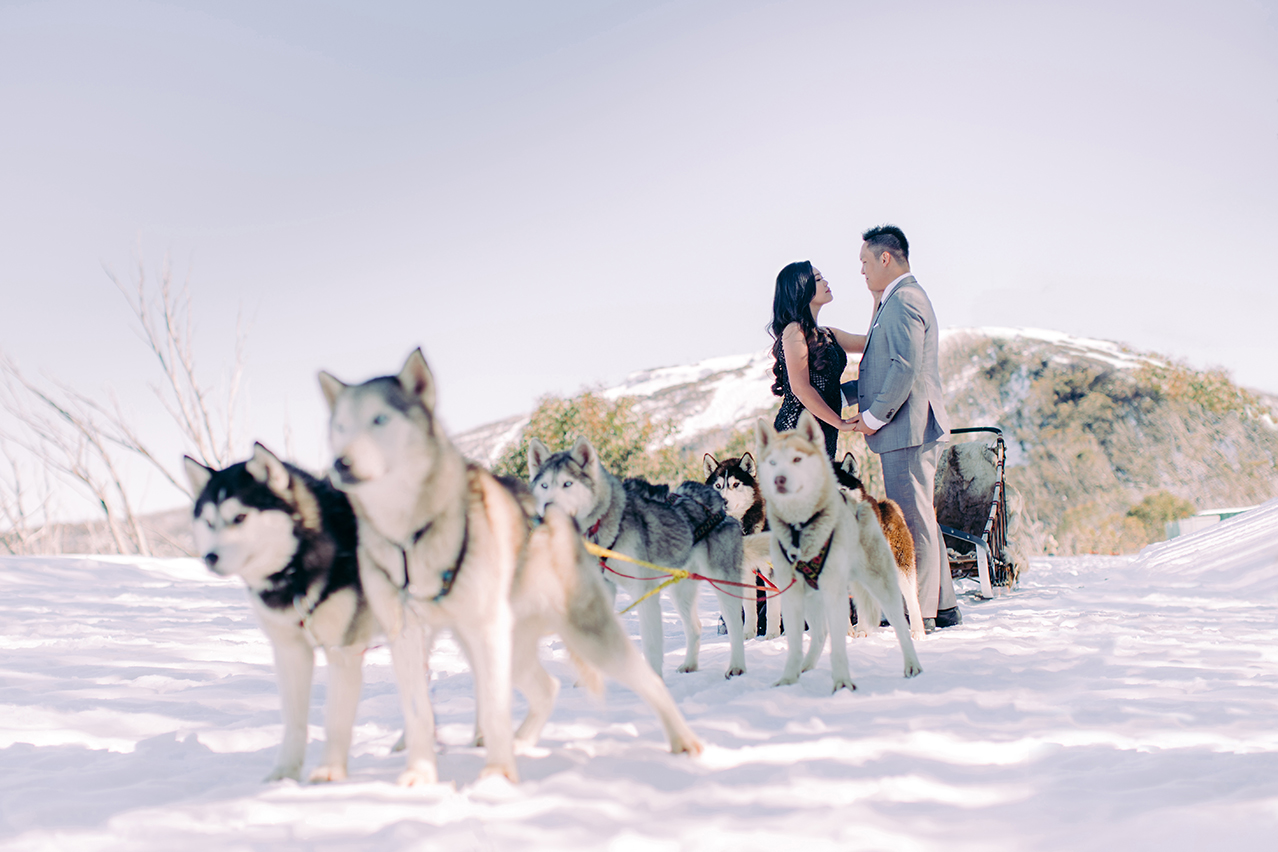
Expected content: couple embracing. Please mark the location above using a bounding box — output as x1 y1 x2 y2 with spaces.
767 225 961 633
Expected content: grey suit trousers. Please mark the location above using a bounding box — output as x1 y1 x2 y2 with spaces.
880 439 957 618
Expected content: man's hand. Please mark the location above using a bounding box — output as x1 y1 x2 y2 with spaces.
845 413 879 436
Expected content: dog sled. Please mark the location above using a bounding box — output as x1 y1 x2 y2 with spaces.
935 426 1018 598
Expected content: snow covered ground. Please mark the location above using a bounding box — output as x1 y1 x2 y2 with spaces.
2 500 1277 851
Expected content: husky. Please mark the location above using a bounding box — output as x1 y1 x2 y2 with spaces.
755 411 923 692
185 443 379 783
703 453 768 534
834 453 925 640
704 453 780 639
319 350 700 786
529 439 750 678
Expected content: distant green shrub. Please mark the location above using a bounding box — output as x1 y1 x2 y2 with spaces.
1126 491 1196 542
491 390 700 484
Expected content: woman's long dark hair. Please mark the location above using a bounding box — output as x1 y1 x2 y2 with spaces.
768 260 830 396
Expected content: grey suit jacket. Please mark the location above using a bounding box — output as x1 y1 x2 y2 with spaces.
856 275 949 454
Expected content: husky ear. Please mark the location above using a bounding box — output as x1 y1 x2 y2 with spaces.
318 371 347 411
527 437 550 480
246 443 291 497
840 452 858 477
703 454 718 479
796 410 823 446
398 348 436 411
754 419 776 454
570 436 597 471
183 456 213 496
740 452 756 478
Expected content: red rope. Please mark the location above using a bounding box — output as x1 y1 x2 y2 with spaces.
600 561 795 601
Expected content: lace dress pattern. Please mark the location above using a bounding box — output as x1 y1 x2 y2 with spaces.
774 327 847 459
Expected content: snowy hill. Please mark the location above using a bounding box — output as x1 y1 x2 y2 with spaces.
2 497 1277 849
455 327 1278 554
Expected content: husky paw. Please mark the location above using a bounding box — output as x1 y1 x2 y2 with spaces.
910 628 925 641
479 763 520 784
850 626 872 638
672 736 704 756
677 662 699 674
307 764 347 784
763 630 781 640
397 767 439 787
263 764 302 783
391 732 407 753
832 678 857 693
724 666 745 679
772 673 800 687
904 661 923 678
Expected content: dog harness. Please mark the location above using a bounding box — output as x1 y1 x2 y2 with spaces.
690 509 726 544
779 509 831 589
790 534 834 590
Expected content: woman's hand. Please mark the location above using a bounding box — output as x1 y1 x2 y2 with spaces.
844 413 878 435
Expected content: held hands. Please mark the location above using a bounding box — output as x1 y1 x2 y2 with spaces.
842 413 878 435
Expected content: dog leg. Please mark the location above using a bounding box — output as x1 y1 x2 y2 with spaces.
454 610 519 782
266 631 315 782
865 571 924 678
823 582 856 693
310 643 364 783
901 568 926 641
772 580 806 686
801 597 827 674
562 608 703 756
742 578 759 641
388 620 441 786
711 586 747 678
634 587 667 676
672 573 701 674
764 579 782 639
849 582 880 639
512 625 559 751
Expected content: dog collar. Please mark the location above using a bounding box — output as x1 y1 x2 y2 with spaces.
398 515 469 603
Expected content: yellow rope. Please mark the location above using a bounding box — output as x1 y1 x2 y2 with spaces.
582 540 691 614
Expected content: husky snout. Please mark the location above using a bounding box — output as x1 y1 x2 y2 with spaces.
773 474 788 494
332 455 360 485
203 551 225 574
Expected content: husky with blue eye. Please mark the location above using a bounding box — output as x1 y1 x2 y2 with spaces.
185 443 379 783
320 350 701 787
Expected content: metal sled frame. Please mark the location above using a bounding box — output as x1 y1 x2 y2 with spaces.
938 426 1016 598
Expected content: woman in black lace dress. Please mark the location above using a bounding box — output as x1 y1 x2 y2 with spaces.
769 261 868 459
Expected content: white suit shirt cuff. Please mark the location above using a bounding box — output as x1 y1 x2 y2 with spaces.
861 410 887 431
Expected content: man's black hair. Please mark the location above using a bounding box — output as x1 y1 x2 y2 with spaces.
862 224 909 264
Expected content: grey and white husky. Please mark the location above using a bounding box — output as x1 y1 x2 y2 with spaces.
185 443 379 783
755 411 923 692
319 350 701 786
528 438 750 678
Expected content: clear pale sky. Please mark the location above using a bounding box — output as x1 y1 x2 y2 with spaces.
2 0 1276 513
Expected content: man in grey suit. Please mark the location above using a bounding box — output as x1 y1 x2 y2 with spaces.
847 225 960 632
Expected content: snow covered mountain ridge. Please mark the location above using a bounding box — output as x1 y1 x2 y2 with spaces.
454 327 1199 466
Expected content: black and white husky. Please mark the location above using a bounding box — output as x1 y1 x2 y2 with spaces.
185 444 379 783
704 452 780 639
529 438 750 678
